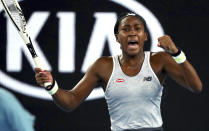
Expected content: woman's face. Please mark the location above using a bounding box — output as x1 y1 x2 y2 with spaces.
116 16 147 56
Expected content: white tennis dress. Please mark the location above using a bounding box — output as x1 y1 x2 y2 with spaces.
105 52 163 131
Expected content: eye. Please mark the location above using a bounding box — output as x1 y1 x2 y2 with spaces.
135 27 141 31
122 28 129 32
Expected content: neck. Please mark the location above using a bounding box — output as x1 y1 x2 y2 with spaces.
120 51 145 66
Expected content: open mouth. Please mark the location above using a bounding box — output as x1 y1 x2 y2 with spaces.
128 41 138 45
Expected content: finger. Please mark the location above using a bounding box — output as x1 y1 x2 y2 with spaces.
39 71 51 78
34 68 42 73
37 71 52 79
158 36 164 41
38 72 47 77
39 82 44 87
36 72 48 80
40 73 52 81
39 70 51 74
36 78 44 87
157 43 165 49
35 71 49 87
37 77 51 87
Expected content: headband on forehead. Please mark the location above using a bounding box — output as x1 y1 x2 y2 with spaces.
114 12 148 35
126 12 136 16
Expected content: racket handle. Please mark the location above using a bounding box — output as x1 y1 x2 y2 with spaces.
33 57 52 88
33 57 43 69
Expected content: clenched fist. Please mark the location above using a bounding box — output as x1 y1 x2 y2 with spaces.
158 35 179 55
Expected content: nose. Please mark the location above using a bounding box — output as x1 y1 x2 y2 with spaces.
129 28 137 36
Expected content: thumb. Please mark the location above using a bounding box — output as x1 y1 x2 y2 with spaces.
34 68 42 73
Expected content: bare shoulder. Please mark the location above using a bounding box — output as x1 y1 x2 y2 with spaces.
96 56 113 63
93 56 113 67
151 51 169 57
150 51 172 63
94 56 113 73
91 56 113 83
149 51 174 76
89 56 113 74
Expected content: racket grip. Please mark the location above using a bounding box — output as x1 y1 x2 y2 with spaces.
33 56 42 69
33 57 52 88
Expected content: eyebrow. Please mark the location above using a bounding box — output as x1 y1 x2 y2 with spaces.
121 23 142 27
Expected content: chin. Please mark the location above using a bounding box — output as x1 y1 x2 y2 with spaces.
126 51 140 56
129 49 143 55
122 48 143 56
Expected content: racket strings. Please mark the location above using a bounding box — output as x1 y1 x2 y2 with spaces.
3 0 26 32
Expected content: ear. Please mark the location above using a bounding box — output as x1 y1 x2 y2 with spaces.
115 34 122 49
115 34 119 42
144 32 148 41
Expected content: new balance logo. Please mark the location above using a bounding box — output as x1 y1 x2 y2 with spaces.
143 76 152 81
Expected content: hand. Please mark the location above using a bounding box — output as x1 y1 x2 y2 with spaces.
157 35 178 54
34 68 53 87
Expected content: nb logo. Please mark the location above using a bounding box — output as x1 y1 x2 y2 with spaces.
143 76 152 81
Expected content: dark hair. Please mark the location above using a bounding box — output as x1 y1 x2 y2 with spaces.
114 12 148 35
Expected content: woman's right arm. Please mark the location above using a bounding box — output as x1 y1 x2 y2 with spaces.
35 59 101 112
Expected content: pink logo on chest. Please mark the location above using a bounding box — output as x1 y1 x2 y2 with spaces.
115 78 125 83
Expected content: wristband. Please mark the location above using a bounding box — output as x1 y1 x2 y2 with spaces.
45 80 59 95
170 49 181 57
172 50 186 64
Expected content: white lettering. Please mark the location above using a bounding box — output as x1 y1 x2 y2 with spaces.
6 12 51 71
81 13 121 72
57 12 75 73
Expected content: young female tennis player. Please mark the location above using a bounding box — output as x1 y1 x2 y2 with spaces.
35 12 202 131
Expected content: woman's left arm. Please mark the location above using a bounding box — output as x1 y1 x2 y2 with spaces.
158 35 202 93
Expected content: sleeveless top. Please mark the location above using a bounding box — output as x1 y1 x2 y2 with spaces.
104 52 163 130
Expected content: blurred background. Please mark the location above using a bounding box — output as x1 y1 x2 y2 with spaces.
0 0 209 130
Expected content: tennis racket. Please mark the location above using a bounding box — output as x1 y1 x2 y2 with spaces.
0 0 51 87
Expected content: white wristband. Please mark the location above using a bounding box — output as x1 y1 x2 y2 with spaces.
172 51 186 64
46 81 59 95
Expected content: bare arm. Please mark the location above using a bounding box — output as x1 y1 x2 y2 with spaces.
158 35 202 93
162 53 202 93
35 59 101 112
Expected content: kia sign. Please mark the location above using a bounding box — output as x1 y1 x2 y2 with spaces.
0 0 164 100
